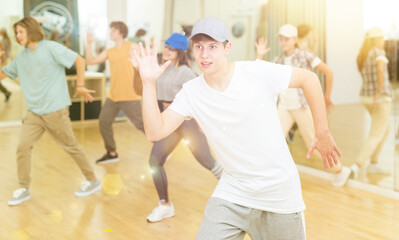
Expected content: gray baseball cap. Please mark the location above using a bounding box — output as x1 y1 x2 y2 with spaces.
188 17 230 42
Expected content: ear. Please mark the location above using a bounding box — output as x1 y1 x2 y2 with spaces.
224 41 232 56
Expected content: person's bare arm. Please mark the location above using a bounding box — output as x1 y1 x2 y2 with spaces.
310 30 318 53
85 32 107 65
255 37 271 60
289 67 342 169
131 40 184 141
0 50 7 80
0 67 7 81
0 69 7 81
315 62 335 112
72 55 95 102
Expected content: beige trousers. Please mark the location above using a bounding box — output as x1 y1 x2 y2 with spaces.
17 107 96 188
356 101 391 167
278 106 342 172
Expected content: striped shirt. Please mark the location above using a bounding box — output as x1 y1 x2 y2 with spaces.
359 47 392 97
274 48 321 109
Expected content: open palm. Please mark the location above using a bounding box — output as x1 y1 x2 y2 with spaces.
255 37 271 58
130 40 170 85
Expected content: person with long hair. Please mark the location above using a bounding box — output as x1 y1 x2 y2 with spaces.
297 24 318 53
0 17 101 206
256 24 350 187
132 33 222 222
0 28 12 101
351 27 392 179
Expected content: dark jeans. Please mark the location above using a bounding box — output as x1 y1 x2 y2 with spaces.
99 98 144 152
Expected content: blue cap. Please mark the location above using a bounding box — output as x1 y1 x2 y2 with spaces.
165 33 188 51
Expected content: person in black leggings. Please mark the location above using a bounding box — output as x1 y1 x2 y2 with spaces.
133 33 222 222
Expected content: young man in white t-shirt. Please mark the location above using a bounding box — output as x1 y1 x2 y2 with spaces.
132 17 341 240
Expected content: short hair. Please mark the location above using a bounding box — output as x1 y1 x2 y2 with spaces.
110 21 128 38
191 33 228 47
135 29 146 37
13 17 44 44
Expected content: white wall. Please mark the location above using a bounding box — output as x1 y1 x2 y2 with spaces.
326 0 364 105
126 0 165 42
0 0 23 28
170 0 263 61
0 0 23 58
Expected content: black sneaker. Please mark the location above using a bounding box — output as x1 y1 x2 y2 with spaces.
96 152 120 164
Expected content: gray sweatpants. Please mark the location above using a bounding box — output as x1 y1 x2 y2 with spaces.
196 197 306 240
99 98 144 152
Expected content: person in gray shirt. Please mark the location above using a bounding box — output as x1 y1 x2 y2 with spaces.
132 33 222 223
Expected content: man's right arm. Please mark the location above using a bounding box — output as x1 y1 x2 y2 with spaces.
0 51 9 81
131 40 183 141
142 81 185 141
0 68 7 81
85 33 107 65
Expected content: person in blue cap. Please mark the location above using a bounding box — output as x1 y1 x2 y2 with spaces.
131 32 222 222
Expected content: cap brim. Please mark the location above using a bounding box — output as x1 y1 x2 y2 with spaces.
188 32 226 42
277 33 297 38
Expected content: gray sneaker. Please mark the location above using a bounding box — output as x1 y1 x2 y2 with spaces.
75 180 102 197
8 188 31 206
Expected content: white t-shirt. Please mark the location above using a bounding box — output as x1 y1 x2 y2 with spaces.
278 54 321 110
169 60 305 213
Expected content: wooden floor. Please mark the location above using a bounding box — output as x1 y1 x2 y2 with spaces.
0 78 26 122
1 77 398 189
0 121 398 240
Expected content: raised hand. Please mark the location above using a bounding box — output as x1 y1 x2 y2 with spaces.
86 32 95 44
130 39 171 85
129 44 139 69
307 131 342 170
73 87 96 103
255 37 271 59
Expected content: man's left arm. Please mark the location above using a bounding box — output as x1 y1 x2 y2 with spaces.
288 67 342 169
72 55 95 102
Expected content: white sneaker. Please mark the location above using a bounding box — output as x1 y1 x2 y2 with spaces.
147 200 175 222
8 188 31 206
368 164 390 174
75 180 102 197
350 164 368 181
332 166 351 187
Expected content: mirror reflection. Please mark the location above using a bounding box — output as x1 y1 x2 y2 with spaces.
0 0 398 192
